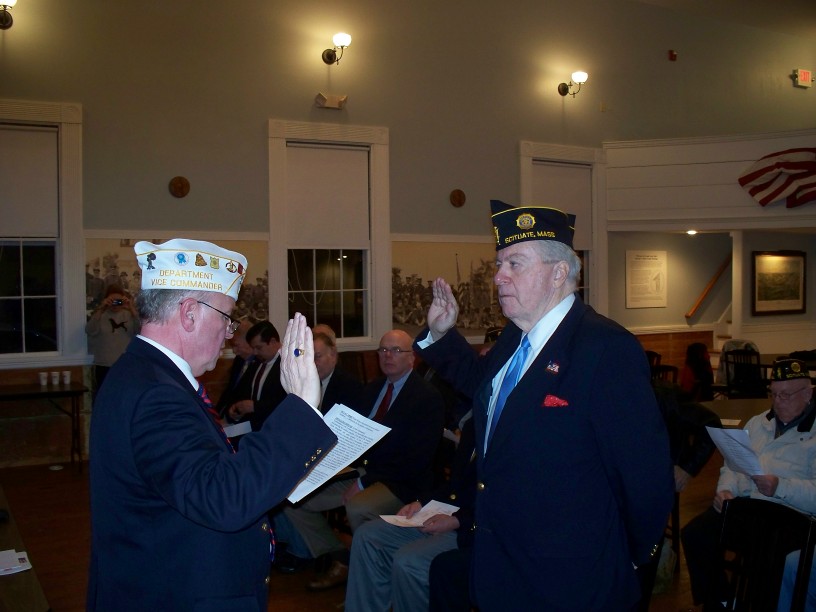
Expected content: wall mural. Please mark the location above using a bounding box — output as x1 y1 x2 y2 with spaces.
391 240 506 339
84 238 269 323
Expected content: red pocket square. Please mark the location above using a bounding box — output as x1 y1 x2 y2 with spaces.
543 395 569 407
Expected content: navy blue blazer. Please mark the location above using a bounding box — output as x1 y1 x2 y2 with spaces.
416 296 674 611
320 365 363 415
87 338 337 612
351 370 445 504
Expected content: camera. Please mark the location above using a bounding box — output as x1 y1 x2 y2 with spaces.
111 299 123 306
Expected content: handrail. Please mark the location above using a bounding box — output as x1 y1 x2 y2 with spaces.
685 254 732 319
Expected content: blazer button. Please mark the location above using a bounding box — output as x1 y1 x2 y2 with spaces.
449 493 457 500
304 461 310 467
477 482 485 491
363 459 369 466
316 448 322 455
265 576 270 585
311 455 317 461
261 522 269 532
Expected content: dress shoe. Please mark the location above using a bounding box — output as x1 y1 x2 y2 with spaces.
273 551 312 574
306 560 348 591
313 552 332 574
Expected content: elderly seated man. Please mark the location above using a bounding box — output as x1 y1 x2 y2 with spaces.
681 357 816 611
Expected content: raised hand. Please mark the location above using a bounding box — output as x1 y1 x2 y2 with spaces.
280 313 320 409
427 277 459 340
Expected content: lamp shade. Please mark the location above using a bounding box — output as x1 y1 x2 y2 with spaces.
333 32 352 48
3 0 17 6
571 71 588 84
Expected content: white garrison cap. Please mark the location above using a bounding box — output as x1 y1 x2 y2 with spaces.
134 238 247 300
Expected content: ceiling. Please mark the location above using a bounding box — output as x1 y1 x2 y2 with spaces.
632 0 816 39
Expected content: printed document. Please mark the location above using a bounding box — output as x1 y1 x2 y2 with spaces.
287 403 390 503
0 549 31 575
380 500 461 527
706 426 763 476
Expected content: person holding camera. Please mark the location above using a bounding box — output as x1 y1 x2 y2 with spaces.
85 284 140 396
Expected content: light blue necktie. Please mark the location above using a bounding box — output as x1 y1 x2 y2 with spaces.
488 335 531 445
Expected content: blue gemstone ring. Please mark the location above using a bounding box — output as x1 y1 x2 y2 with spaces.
294 347 304 357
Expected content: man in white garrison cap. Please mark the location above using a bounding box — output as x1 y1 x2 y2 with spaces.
87 238 337 612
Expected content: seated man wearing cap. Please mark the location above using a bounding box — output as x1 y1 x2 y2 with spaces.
682 357 816 610
87 238 337 612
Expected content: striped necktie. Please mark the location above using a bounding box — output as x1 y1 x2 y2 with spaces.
488 336 531 446
197 383 234 453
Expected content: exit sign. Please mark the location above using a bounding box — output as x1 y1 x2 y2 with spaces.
794 68 812 88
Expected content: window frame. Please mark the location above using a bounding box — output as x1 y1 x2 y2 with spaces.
269 120 390 349
0 99 85 368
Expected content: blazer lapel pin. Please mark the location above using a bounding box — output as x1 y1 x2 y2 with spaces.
546 360 560 374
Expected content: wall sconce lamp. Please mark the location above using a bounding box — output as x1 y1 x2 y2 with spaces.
322 32 352 65
0 0 17 30
558 71 589 97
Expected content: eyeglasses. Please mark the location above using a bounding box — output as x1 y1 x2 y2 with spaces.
196 301 240 334
769 386 810 401
377 347 412 355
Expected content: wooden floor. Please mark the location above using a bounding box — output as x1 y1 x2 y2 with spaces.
0 456 723 611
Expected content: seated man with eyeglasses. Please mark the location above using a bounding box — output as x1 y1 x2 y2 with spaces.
681 358 816 611
278 329 446 592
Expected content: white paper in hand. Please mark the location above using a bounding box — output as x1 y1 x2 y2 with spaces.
287 404 390 503
380 500 460 528
706 426 763 476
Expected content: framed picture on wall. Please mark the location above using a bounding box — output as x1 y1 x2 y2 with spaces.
751 250 806 316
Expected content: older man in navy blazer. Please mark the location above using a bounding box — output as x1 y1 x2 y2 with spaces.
415 201 674 611
87 238 337 612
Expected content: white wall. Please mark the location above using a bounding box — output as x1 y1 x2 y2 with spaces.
0 0 814 239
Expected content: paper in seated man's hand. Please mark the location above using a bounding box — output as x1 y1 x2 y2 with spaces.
397 501 422 518
751 474 780 498
419 513 459 535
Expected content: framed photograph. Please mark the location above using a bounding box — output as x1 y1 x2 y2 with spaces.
751 251 806 316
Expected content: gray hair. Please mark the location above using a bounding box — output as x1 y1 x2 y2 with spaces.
531 240 582 289
136 289 213 324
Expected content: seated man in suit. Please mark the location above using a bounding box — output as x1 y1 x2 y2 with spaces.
215 319 257 418
314 328 363 414
226 320 287 431
272 327 363 571
281 329 446 592
345 411 476 612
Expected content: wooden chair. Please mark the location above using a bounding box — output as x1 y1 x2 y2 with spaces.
652 364 679 385
645 350 662 370
719 497 816 611
722 349 767 399
484 326 503 343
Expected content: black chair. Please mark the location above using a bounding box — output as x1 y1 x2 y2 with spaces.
722 349 767 399
719 497 816 611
